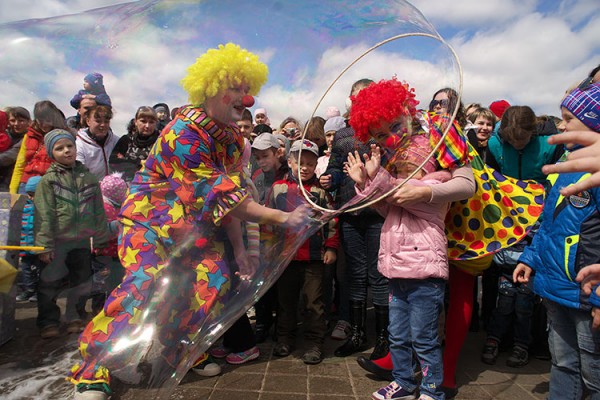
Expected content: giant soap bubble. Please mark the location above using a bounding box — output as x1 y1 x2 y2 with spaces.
0 1 461 399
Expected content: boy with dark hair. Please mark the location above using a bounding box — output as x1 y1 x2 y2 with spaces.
267 139 338 364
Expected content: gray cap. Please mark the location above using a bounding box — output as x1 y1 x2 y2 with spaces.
272 133 291 154
289 139 319 157
251 133 280 150
324 116 346 133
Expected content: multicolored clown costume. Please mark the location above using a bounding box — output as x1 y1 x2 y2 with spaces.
69 43 268 392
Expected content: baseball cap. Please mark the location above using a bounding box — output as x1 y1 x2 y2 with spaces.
251 133 279 150
289 139 319 157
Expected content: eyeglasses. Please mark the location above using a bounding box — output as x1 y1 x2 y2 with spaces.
577 77 594 91
429 99 450 109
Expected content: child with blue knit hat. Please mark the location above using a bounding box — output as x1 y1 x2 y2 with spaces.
34 129 110 339
514 82 600 399
70 72 112 109
16 175 43 302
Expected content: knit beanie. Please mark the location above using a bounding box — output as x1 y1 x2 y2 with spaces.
84 72 104 87
100 173 128 206
324 116 346 133
25 176 42 193
44 129 75 159
561 82 600 133
325 106 341 119
489 100 511 119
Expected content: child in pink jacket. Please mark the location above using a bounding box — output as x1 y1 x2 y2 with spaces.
346 78 452 400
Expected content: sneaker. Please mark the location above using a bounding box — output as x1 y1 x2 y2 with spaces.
418 395 435 400
331 320 351 340
372 381 416 400
67 320 84 334
481 338 499 365
16 292 34 302
191 353 221 377
73 383 111 399
40 325 60 339
225 346 260 365
210 345 231 359
506 345 529 367
28 294 38 302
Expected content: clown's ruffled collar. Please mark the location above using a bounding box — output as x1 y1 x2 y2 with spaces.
178 105 238 145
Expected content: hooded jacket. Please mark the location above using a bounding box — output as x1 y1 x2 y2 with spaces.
34 161 109 251
519 171 600 310
76 128 120 180
356 168 450 280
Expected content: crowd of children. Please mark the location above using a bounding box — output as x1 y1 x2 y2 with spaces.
1 48 599 400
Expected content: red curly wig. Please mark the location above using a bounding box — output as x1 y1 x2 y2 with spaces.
349 78 419 142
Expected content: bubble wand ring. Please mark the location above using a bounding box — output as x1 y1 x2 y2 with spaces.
297 33 463 213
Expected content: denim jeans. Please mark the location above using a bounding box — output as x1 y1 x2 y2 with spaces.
545 299 600 400
340 215 387 306
486 267 534 347
388 278 445 400
18 254 42 293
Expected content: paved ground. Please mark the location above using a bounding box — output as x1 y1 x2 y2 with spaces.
0 300 550 399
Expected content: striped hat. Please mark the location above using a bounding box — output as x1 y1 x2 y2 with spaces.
561 82 600 132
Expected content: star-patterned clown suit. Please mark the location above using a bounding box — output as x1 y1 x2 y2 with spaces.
69 106 248 386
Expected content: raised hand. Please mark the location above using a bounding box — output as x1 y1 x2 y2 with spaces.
542 131 600 196
346 151 367 189
364 144 381 180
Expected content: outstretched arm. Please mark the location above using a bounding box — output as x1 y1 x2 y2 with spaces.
542 131 600 196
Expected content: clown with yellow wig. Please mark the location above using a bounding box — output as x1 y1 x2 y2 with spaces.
69 43 309 400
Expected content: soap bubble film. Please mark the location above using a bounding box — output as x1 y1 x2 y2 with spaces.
0 1 462 399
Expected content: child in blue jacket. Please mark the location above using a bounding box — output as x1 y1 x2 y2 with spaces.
514 82 600 399
16 176 43 302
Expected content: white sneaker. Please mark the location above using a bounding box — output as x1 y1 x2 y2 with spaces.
191 354 222 377
73 385 110 400
331 320 351 340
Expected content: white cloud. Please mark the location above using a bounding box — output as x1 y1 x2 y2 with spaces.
412 0 538 27
0 0 133 24
0 0 598 130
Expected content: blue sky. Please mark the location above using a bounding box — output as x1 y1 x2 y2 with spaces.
0 0 598 132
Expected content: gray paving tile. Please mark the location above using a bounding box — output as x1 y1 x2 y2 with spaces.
263 373 308 393
215 371 264 391
309 376 354 395
266 359 309 375
210 388 260 399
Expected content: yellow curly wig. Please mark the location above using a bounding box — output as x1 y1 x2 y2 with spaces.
181 43 269 105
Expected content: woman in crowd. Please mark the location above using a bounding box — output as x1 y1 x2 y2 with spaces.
76 104 120 180
110 106 161 181
9 100 69 194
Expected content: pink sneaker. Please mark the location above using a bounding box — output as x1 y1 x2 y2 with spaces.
210 345 231 359
225 346 260 365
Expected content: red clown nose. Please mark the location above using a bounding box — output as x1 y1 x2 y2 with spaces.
242 95 255 108
385 134 402 149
